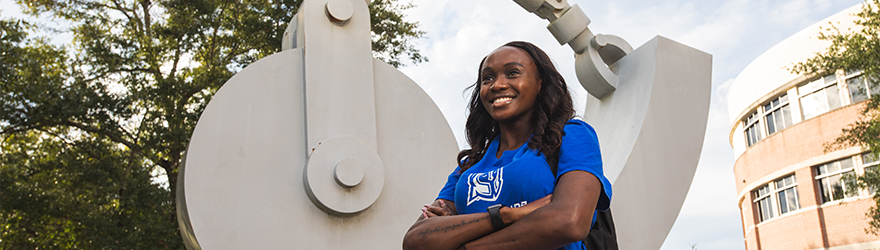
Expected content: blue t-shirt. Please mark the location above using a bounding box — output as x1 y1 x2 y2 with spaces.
436 119 612 250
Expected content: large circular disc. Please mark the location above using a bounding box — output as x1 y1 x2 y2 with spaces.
178 49 458 249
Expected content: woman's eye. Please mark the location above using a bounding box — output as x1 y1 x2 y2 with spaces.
481 75 494 83
507 71 520 77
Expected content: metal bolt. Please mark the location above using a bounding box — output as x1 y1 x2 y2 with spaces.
334 158 365 188
325 0 353 23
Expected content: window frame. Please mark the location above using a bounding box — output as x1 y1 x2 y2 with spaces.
846 70 880 103
864 152 879 167
815 157 857 204
743 111 763 147
763 94 792 135
863 152 879 194
775 174 799 215
743 93 793 148
846 71 869 103
798 74 842 120
753 184 774 223
752 173 799 223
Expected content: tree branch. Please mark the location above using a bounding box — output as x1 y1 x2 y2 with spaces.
1 124 40 135
109 0 136 26
118 66 159 75
36 127 102 160
61 119 138 152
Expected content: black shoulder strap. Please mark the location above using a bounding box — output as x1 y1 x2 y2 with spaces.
545 151 618 250
584 209 618 250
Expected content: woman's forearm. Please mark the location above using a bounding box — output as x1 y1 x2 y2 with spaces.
404 195 549 250
404 170 601 250
463 171 602 250
403 212 494 250
463 201 591 250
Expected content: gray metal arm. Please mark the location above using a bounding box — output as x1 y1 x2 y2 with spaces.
513 0 633 99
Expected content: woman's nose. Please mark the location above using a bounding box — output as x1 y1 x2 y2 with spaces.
490 79 509 91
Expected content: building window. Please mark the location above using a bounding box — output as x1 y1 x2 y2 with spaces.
816 157 856 203
754 184 774 222
864 152 879 194
764 94 792 135
753 174 799 223
775 175 799 215
743 111 762 147
799 74 842 120
864 152 879 169
743 94 793 147
845 70 880 103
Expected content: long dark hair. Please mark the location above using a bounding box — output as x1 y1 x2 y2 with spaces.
456 41 575 171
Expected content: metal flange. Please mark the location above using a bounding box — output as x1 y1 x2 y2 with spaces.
303 136 385 215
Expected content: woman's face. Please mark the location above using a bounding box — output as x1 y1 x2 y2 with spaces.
479 46 542 124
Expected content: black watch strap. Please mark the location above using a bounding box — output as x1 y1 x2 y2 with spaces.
487 204 506 231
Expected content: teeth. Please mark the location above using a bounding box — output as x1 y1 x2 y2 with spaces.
493 97 513 104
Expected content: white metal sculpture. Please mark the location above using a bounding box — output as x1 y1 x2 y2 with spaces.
176 0 457 248
512 1 712 249
177 0 712 249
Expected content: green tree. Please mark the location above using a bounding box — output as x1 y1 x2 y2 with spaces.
1 0 425 248
793 0 880 233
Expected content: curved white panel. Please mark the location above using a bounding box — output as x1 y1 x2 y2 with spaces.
585 36 712 250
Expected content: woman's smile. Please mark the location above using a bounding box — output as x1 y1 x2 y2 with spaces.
491 96 515 107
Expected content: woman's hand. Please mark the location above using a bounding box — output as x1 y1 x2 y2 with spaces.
423 199 457 218
404 198 494 250
418 199 457 221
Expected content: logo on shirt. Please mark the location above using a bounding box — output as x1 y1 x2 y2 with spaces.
466 168 504 206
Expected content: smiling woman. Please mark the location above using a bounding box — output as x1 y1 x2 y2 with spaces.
402 41 613 250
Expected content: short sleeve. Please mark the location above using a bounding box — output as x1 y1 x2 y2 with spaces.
557 119 613 211
436 166 462 201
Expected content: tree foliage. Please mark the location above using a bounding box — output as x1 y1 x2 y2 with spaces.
792 0 880 233
370 0 427 67
1 0 425 248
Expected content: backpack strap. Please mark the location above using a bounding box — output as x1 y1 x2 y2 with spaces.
584 209 619 250
545 150 618 250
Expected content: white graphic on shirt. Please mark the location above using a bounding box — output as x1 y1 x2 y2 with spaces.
466 168 504 206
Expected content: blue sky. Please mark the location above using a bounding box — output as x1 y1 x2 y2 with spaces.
1 0 867 249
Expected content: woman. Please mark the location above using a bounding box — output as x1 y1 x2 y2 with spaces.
402 41 612 250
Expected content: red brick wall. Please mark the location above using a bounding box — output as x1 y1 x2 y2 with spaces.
822 199 880 247
733 102 880 249
734 102 866 194
741 200 880 249
753 211 812 249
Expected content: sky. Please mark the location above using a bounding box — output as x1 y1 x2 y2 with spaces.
0 0 867 249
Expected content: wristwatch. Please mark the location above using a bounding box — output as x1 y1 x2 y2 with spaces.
487 204 506 231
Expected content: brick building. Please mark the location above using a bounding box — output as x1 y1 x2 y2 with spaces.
727 3 880 250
